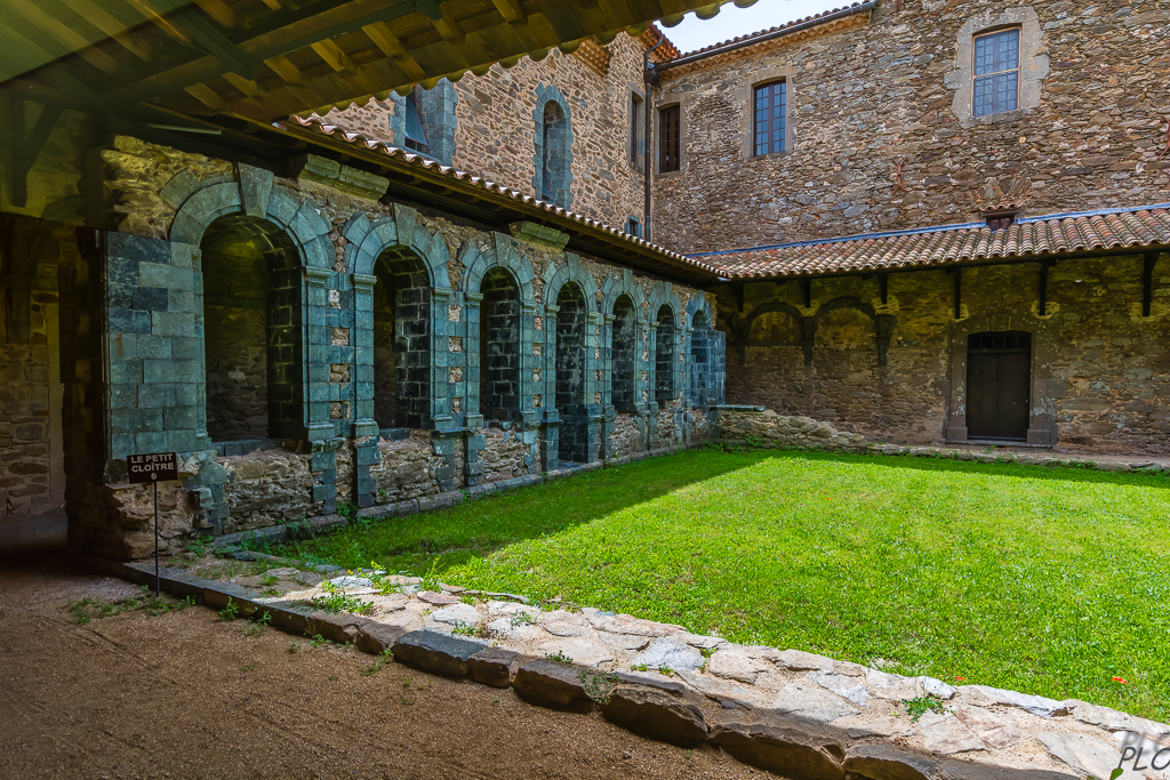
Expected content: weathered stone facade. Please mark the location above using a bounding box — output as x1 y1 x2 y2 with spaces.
72 135 723 555
319 33 653 233
719 253 1170 453
651 0 1170 253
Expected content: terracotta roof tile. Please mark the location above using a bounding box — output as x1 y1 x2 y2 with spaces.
284 115 720 277
693 205 1170 280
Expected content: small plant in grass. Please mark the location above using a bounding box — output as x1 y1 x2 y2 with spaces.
218 598 240 621
260 574 280 587
368 563 403 595
242 611 272 637
509 611 535 628
67 589 194 624
287 641 301 654
744 434 768 450
581 671 619 704
545 650 573 665
418 557 443 592
459 594 477 605
308 633 334 649
451 620 477 637
902 694 947 722
185 534 214 557
308 581 374 615
629 663 649 672
260 587 282 597
657 666 675 677
360 649 394 676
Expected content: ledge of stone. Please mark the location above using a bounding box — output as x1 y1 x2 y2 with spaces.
115 560 1170 779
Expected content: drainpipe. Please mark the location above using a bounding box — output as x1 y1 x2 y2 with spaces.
643 35 665 242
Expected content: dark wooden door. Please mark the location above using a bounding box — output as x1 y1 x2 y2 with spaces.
967 332 1031 441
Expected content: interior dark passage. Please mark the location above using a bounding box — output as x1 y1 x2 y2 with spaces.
478 267 522 422
655 304 675 405
373 248 431 429
611 294 636 412
967 331 1031 441
555 282 588 463
201 215 302 442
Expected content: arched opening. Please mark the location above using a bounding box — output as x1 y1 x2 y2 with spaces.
690 310 710 407
611 295 636 412
540 101 569 206
373 248 431 429
555 282 588 463
478 267 522 422
201 215 303 442
967 331 1031 441
655 304 676 405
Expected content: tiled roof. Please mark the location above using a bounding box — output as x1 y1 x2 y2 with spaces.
283 115 721 277
691 205 1170 280
660 1 876 67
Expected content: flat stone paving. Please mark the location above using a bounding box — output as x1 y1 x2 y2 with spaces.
179 561 1170 780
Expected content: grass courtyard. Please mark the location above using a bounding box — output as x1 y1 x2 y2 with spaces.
270 448 1170 721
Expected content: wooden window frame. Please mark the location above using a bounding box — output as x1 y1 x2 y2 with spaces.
972 26 1021 118
752 80 787 158
658 104 680 173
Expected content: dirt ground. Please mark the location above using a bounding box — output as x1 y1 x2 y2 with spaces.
0 551 762 779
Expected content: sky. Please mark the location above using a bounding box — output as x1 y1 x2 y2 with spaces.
661 0 846 53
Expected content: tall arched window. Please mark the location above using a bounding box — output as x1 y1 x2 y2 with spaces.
611 295 636 412
201 215 303 442
655 305 676 405
478 267 522 422
690 310 711 408
556 282 587 463
533 87 573 209
373 248 431 429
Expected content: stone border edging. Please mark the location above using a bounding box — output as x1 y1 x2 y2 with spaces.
107 560 1158 780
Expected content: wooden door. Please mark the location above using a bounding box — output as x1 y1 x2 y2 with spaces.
967 332 1031 441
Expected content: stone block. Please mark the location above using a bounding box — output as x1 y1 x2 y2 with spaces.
601 684 708 746
843 745 936 780
391 629 486 678
355 622 408 656
512 659 594 712
469 646 529 688
709 721 846 780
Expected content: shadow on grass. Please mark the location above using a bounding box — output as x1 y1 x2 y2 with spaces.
263 444 1167 578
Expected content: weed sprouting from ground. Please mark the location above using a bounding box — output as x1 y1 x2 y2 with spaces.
67 587 194 625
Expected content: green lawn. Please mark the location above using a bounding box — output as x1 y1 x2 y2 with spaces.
269 448 1170 721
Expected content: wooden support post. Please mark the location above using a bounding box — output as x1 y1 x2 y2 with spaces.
734 281 744 314
878 273 889 305
3 94 61 209
1038 260 1053 316
1143 252 1158 318
799 278 812 308
950 268 962 320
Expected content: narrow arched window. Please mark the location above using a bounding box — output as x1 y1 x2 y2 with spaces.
373 248 431 429
541 101 567 204
655 305 676 405
611 295 636 412
201 215 303 442
556 282 588 463
690 310 711 408
478 267 522 423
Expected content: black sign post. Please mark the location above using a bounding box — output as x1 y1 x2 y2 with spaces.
127 452 179 596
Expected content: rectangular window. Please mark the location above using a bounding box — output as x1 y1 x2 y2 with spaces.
658 104 680 173
753 80 786 157
629 93 643 166
973 28 1020 117
624 216 642 238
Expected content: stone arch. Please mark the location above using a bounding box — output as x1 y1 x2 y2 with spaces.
647 284 683 331
342 206 452 290
685 294 720 408
541 253 599 314
169 178 332 270
601 272 645 414
532 83 573 209
459 233 536 302
814 296 893 367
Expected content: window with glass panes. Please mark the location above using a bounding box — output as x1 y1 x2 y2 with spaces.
753 80 786 156
973 28 1020 117
658 105 680 172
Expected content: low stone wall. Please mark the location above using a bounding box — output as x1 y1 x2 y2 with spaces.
370 433 447 504
132 560 1170 780
480 428 529 483
221 450 315 533
715 406 870 451
607 413 646 459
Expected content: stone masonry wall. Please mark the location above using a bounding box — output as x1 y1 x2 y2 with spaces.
653 0 1170 253
719 251 1170 454
84 135 720 558
318 35 650 232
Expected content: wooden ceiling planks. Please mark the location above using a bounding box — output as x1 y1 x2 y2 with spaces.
2 0 754 120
